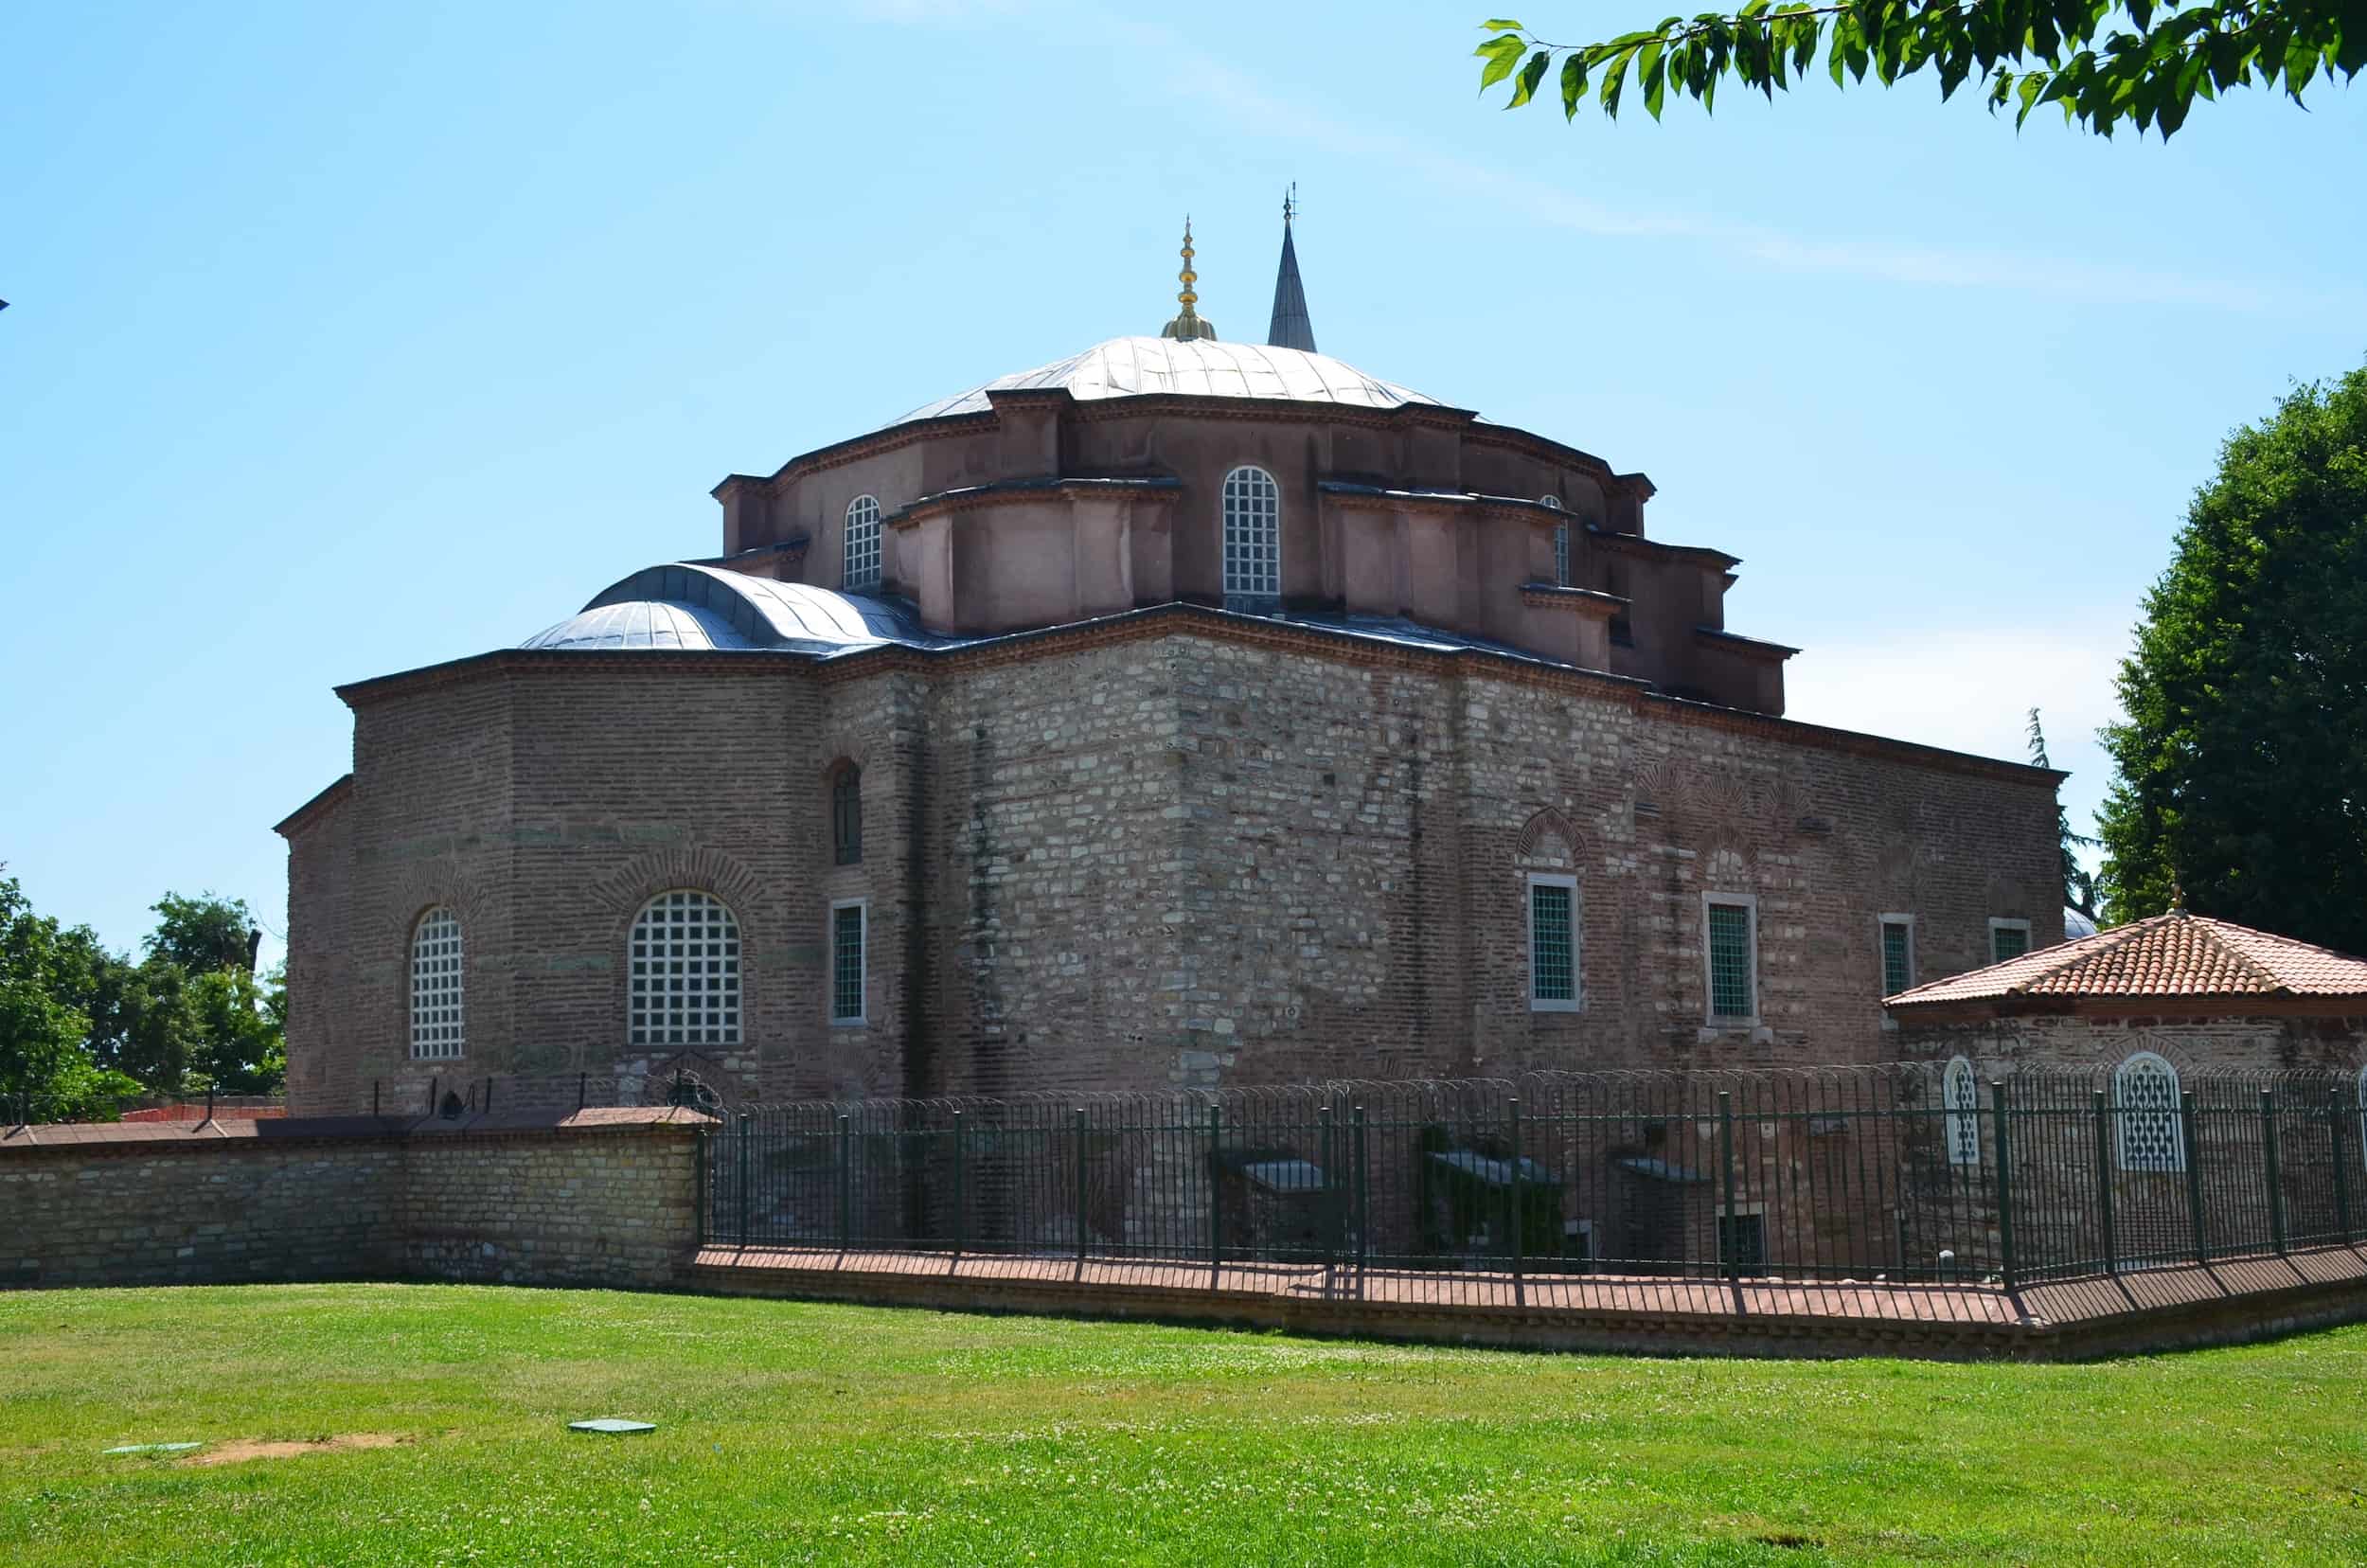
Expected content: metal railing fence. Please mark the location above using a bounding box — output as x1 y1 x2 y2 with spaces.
697 1063 2367 1289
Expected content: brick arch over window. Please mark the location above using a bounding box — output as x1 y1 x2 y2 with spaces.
380 863 485 953
1514 808 1585 868
589 846 766 932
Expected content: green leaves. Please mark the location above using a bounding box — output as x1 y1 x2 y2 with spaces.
1472 2 2358 139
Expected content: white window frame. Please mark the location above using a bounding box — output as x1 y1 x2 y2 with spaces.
1540 495 1570 588
1220 465 1281 608
2113 1050 2186 1173
1988 917 2033 965
829 897 869 1026
408 907 465 1061
1525 872 1581 1013
627 890 742 1048
1943 1056 1982 1167
1701 892 1759 1026
2357 1064 2367 1174
843 494 882 592
1878 913 1916 998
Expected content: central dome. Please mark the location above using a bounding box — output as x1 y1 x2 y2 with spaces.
890 336 1442 427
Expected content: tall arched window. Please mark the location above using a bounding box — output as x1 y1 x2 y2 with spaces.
2114 1051 2184 1172
629 891 741 1047
830 761 863 865
843 495 882 592
409 907 465 1060
1541 495 1571 588
1221 466 1280 608
1942 1056 1981 1167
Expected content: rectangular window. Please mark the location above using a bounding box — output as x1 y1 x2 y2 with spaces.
1990 918 2032 964
830 900 867 1025
1704 896 1756 1022
1879 915 1914 996
1717 1205 1768 1276
1527 874 1579 1012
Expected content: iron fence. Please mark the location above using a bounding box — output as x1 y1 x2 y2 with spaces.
696 1063 2367 1289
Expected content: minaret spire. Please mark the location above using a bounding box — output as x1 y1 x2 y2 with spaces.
1160 216 1218 342
1265 185 1316 353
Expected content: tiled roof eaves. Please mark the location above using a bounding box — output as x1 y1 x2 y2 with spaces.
273 773 354 837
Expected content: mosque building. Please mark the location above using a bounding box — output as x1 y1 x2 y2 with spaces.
277 205 2064 1114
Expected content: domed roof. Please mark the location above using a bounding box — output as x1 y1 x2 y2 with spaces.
522 562 936 654
890 336 1442 427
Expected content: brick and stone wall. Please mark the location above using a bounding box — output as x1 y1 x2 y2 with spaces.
286 615 2062 1114
0 1112 701 1292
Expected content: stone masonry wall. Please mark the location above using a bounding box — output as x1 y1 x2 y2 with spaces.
0 1117 701 1292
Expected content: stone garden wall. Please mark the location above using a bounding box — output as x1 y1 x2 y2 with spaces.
0 1109 702 1292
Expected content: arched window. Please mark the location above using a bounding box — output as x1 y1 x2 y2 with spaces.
1221 465 1280 607
409 907 465 1060
843 495 882 592
628 891 741 1047
1539 496 1569 585
2114 1051 2185 1172
1942 1056 1980 1167
830 762 863 865
2356 1064 2366 1172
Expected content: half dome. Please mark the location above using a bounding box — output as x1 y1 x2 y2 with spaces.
890 335 1441 427
522 562 935 654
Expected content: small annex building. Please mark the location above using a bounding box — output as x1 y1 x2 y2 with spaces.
276 210 2065 1117
1886 906 2367 1096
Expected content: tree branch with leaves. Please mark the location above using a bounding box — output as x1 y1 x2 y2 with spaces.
1475 3 2361 138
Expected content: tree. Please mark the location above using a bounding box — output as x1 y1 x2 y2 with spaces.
0 875 141 1122
2097 364 2367 953
147 891 258 974
2027 708 2102 923
1474 4 2361 140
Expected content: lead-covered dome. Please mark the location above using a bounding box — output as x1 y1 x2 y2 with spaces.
522 562 935 654
890 336 1442 427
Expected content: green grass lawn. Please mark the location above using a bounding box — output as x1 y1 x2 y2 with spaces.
2 1286 2363 1565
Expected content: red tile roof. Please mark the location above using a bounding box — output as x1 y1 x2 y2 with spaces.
1887 912 2367 1010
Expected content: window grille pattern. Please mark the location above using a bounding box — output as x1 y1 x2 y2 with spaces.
831 902 866 1024
843 495 881 592
409 907 464 1060
1529 881 1575 1005
1717 1211 1766 1274
1552 524 1571 587
1880 919 1913 995
1221 466 1280 604
2114 1051 2185 1172
629 892 740 1047
1943 1056 1981 1166
1992 921 2031 963
831 764 863 865
1706 901 1754 1019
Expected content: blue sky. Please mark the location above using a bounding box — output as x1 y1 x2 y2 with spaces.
5 1 2362 963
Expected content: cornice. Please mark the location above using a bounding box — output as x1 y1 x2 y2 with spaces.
885 475 1183 530
1694 625 1801 661
274 773 355 838
1521 583 1628 618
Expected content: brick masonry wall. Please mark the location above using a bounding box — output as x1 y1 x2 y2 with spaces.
0 1119 701 1292
287 619 2062 1113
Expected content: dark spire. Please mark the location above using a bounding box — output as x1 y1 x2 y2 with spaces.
1265 185 1315 353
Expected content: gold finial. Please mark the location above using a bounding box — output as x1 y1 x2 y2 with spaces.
1161 215 1218 341
2169 880 2187 916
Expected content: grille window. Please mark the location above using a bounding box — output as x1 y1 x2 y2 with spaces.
628 891 741 1047
1221 466 1280 606
2114 1051 2185 1172
831 764 863 865
409 907 465 1060
1991 919 2031 963
1943 1056 1981 1167
843 495 881 592
831 900 866 1025
1706 900 1755 1021
1528 877 1577 1008
1880 918 1913 995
